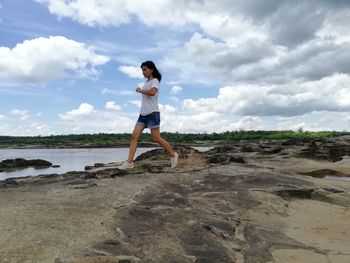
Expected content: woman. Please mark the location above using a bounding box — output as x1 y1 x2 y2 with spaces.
118 61 178 169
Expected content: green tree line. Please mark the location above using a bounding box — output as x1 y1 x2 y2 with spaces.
0 130 349 146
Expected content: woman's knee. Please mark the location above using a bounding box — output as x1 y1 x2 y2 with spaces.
131 132 140 140
151 135 161 143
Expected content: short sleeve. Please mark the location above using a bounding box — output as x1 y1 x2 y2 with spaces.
151 78 160 90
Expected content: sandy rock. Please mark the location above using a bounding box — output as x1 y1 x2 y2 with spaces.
1 137 350 262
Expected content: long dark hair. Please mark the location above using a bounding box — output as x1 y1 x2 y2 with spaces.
140 60 162 82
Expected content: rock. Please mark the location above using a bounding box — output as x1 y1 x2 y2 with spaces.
261 145 283 154
274 188 315 200
138 163 164 173
1 136 350 262
206 153 228 164
205 154 245 164
288 136 350 162
3 178 19 185
241 144 259 152
0 158 52 169
206 145 236 154
135 145 200 161
298 169 348 178
281 138 317 146
70 182 97 189
134 148 166 161
27 159 52 166
61 255 141 263
52 165 60 168
228 155 245 163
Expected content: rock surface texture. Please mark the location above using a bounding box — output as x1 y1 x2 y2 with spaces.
0 158 52 171
1 137 350 262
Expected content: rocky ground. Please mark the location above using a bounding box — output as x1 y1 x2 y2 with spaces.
0 136 350 262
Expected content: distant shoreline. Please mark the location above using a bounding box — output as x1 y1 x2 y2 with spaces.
2 133 350 150
1 130 349 150
0 141 218 150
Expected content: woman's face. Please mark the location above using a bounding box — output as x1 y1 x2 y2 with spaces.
142 66 153 79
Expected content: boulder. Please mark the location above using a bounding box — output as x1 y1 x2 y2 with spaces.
0 158 52 169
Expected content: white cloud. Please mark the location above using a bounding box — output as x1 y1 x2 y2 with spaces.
2 104 349 136
105 101 122 111
58 110 135 134
56 103 135 132
101 88 113 95
101 88 134 96
36 1 350 86
158 111 264 133
89 112 134 133
164 32 276 84
164 31 350 85
190 12 267 46
55 102 136 134
316 9 350 44
35 1 267 44
35 0 131 27
182 97 219 113
35 0 185 27
11 109 30 120
170 85 183 95
276 111 350 131
181 73 350 117
30 122 49 131
158 109 350 133
128 100 141 108
118 65 143 79
228 116 262 131
72 127 81 132
0 36 110 84
58 103 96 121
0 119 54 136
159 104 176 113
160 111 227 133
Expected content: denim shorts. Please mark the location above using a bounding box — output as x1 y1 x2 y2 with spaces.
136 111 160 129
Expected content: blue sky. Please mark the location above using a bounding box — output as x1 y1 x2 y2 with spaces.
1 0 350 135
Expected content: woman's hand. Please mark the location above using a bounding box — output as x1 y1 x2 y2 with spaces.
136 87 143 93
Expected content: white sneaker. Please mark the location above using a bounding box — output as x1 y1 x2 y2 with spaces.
117 161 134 170
170 152 178 168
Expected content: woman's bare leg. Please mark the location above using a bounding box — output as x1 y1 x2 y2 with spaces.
151 128 175 157
128 124 145 163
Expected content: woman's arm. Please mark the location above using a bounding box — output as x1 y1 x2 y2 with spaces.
136 87 158 96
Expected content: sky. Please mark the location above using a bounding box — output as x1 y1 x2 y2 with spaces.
1 0 350 135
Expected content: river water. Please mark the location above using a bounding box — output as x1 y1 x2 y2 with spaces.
0 147 212 180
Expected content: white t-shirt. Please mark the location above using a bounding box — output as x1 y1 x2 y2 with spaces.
140 78 160 115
